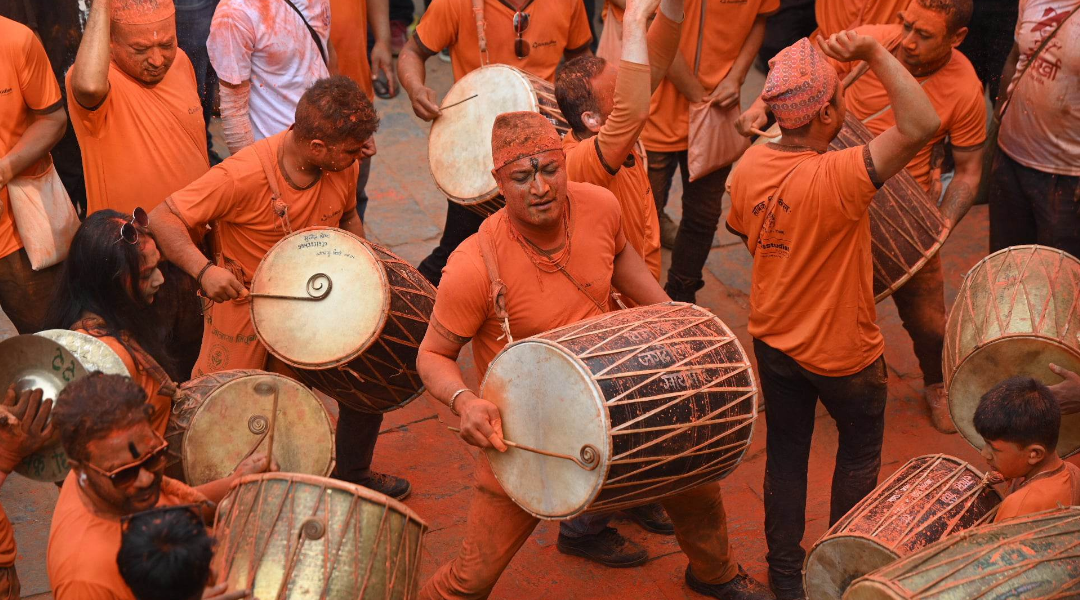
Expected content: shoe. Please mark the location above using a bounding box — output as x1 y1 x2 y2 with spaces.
557 526 649 568
768 576 806 600
438 48 451 63
359 471 412 500
622 503 674 535
660 211 679 249
686 566 774 600
924 383 957 434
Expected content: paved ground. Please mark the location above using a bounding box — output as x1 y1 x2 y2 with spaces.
4 52 1028 600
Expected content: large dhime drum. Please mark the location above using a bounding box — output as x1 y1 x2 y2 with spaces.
428 64 571 217
213 473 427 600
944 245 1080 457
250 228 436 413
746 116 949 302
482 302 757 519
844 507 1079 599
166 370 334 486
803 454 1001 600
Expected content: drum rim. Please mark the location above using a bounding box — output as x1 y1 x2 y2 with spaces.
480 336 612 520
250 226 391 370
227 471 429 527
428 64 541 205
179 371 336 484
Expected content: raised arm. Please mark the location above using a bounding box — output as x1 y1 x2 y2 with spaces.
398 37 441 121
647 0 684 91
218 81 256 153
819 31 938 181
69 0 112 109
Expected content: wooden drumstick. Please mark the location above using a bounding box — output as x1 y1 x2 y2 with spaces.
265 384 279 465
447 427 599 470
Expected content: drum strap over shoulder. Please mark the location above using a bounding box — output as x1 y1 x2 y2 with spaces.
72 315 185 402
253 139 293 235
477 218 513 342
470 0 490 66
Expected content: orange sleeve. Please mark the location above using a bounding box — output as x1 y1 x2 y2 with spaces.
414 0 462 54
595 61 651 175
993 489 1030 523
823 145 879 220
566 0 594 51
65 68 113 137
17 27 61 112
947 83 988 150
647 11 683 91
53 581 131 600
0 505 14 567
725 177 747 239
565 137 616 187
431 241 492 341
168 162 240 230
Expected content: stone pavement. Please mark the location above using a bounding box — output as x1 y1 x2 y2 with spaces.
5 56 1007 599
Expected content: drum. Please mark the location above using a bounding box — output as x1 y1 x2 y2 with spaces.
428 64 571 217
212 473 427 600
746 116 949 302
482 302 758 519
844 507 1079 599
250 228 436 413
166 370 334 486
943 245 1080 457
804 454 1002 600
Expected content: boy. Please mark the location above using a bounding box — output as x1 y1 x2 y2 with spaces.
973 376 1080 522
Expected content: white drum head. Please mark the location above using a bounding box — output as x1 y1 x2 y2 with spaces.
251 228 388 369
482 340 609 519
428 65 538 204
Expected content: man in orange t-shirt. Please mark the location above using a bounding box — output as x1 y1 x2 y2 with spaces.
67 0 209 217
398 0 593 286
726 35 939 598
414 111 771 600
815 0 909 38
641 0 777 303
0 16 68 335
47 373 269 600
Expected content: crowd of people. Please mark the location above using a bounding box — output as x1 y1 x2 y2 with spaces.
0 0 1077 597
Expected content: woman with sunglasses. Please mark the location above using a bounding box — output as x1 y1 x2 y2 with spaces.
45 209 179 439
47 373 271 600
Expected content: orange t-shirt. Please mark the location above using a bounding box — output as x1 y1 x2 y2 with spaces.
0 504 13 568
434 181 626 377
641 0 780 152
47 473 207 600
74 330 170 437
415 0 593 82
168 130 358 283
833 24 986 193
330 0 374 99
727 143 884 376
995 462 1081 522
815 0 908 37
66 51 209 217
0 17 62 260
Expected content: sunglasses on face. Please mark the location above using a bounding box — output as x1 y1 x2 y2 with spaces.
120 502 208 532
117 207 150 245
84 434 169 488
513 10 530 59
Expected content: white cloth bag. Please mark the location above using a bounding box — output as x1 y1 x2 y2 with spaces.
6 159 78 270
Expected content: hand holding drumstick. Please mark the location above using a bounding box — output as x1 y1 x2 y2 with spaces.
454 391 508 452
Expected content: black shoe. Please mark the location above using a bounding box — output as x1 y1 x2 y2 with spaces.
686 566 774 600
768 575 806 600
622 503 675 535
359 471 412 500
557 526 649 568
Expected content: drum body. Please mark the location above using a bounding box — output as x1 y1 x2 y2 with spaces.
167 370 334 486
213 473 427 600
482 302 757 519
428 64 570 217
844 507 1079 599
250 228 436 413
943 245 1080 457
804 454 1001 600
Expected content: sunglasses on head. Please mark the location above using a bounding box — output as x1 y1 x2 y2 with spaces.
120 502 209 532
84 433 169 488
117 207 150 245
513 10 530 59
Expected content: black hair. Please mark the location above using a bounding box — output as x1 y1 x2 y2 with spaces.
294 75 380 145
117 507 215 600
916 0 973 33
973 376 1060 451
555 55 608 135
53 373 152 462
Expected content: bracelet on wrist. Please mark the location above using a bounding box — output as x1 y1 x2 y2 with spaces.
448 388 472 416
196 261 214 289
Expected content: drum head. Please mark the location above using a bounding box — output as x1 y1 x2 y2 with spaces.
482 340 609 519
181 372 334 486
428 65 538 204
804 536 899 600
251 228 388 369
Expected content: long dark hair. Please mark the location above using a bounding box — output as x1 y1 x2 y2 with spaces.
45 210 176 378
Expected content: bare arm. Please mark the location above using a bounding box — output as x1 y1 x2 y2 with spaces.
368 0 396 95
0 108 66 187
218 80 255 153
611 242 669 305
994 42 1020 112
327 38 339 75
665 53 706 103
195 453 274 503
937 146 982 227
69 0 112 109
150 199 247 301
647 0 684 91
339 207 366 238
398 38 441 121
707 15 767 108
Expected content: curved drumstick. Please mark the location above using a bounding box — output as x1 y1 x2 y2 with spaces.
248 273 333 302
448 426 599 470
440 94 479 111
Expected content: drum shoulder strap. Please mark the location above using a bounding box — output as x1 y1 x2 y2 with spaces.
253 139 293 234
1000 5 1079 119
477 218 513 342
471 0 489 66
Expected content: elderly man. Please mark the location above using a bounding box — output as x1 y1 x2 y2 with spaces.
47 373 269 600
727 34 939 599
415 110 770 600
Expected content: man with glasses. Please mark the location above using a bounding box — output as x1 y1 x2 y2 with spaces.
397 0 593 286
47 373 271 600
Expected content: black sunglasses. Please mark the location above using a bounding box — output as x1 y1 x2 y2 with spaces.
513 10 530 59
118 207 150 245
84 434 169 488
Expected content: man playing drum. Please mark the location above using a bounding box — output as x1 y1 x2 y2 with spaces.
740 0 986 435
148 77 411 500
397 0 593 286
726 34 940 599
415 111 771 600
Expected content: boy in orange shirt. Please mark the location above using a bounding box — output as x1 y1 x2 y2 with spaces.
975 377 1080 522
